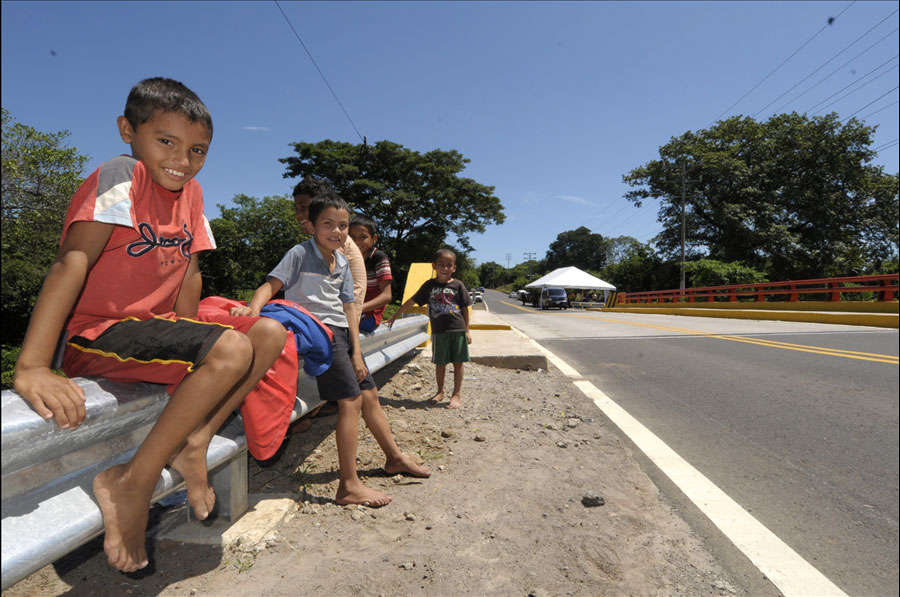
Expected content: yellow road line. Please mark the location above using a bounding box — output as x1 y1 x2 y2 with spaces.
498 300 898 364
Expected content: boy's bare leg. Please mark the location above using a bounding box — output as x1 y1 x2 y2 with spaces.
169 318 285 518
93 330 254 572
334 395 392 507
359 388 430 477
429 363 447 403
448 362 464 409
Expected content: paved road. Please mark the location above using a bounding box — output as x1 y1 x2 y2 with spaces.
484 290 899 596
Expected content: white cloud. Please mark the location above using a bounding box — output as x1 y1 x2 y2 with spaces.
556 194 595 206
242 126 271 132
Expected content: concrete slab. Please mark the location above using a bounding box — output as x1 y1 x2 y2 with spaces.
155 494 297 547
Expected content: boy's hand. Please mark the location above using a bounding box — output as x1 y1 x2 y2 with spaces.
229 306 258 317
384 317 395 329
14 366 87 429
466 331 472 345
352 354 368 383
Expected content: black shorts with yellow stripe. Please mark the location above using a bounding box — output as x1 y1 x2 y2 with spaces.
63 316 231 393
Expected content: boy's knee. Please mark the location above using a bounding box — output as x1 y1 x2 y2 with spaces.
253 317 287 348
204 329 253 376
337 395 362 413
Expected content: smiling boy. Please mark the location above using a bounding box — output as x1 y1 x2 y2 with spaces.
13 78 285 573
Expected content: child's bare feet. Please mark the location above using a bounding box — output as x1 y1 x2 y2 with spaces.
336 480 392 507
169 441 216 519
92 465 151 572
447 394 462 409
384 452 432 478
427 391 445 404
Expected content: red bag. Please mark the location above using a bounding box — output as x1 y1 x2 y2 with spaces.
197 296 298 460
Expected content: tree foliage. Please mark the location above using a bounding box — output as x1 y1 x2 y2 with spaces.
279 139 505 288
200 194 305 298
623 113 899 280
599 241 678 293
545 226 608 272
682 259 768 288
2 108 89 345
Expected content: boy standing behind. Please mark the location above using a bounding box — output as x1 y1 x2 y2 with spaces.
349 216 392 333
386 248 472 409
232 193 429 507
13 78 286 572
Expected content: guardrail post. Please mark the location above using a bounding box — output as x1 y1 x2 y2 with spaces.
828 281 841 301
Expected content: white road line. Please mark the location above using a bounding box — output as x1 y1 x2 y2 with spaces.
512 325 848 597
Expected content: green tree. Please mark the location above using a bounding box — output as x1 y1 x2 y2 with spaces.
623 113 899 280
600 242 678 293
2 108 89 345
478 261 505 289
200 194 305 298
545 226 609 272
683 259 768 288
279 139 505 290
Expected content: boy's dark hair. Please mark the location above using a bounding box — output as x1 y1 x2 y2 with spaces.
124 77 213 137
434 248 456 263
308 191 350 224
350 216 378 237
293 176 334 200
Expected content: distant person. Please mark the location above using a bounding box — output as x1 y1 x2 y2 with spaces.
232 193 430 507
12 77 286 572
349 216 393 333
385 248 472 409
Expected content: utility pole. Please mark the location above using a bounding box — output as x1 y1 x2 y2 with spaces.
505 253 512 269
680 160 686 293
523 252 536 278
672 159 701 295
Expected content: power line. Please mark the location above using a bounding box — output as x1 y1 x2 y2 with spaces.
842 85 899 120
753 10 900 118
772 26 899 114
274 0 364 143
714 1 857 122
860 99 899 120
805 57 899 113
873 137 899 151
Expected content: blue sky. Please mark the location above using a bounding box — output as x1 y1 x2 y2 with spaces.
2 1 898 268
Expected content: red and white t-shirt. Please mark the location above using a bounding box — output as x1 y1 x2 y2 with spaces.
61 155 216 340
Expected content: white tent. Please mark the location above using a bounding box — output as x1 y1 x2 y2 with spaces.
525 266 616 291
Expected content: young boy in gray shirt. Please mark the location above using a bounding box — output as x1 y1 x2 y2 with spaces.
232 192 429 506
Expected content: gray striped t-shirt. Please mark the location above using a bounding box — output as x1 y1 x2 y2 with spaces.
268 239 355 328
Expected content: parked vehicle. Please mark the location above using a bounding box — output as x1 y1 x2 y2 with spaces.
473 290 484 303
539 286 569 310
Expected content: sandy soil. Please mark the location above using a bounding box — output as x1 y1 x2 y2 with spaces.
5 349 748 597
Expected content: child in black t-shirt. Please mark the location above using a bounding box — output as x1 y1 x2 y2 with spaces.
386 248 471 409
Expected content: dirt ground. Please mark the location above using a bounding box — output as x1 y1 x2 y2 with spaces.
6 349 749 597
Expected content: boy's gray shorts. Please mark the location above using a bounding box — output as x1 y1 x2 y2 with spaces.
316 324 376 401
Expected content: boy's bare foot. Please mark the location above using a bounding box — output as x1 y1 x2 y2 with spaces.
427 391 445 404
447 395 462 409
384 452 432 478
169 442 216 519
92 465 151 572
336 481 392 507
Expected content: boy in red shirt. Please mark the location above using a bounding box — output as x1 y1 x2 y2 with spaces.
349 216 393 333
13 78 285 573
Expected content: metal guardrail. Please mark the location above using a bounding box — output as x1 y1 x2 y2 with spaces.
617 274 899 305
1 315 428 590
